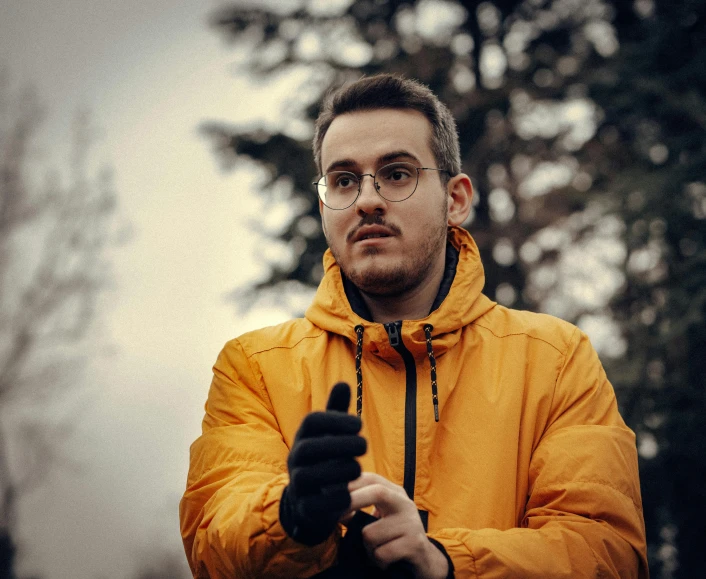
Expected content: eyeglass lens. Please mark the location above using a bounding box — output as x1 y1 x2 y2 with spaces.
317 162 419 209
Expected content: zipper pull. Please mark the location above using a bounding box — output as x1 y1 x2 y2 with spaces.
384 322 401 347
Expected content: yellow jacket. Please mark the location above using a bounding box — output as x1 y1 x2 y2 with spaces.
180 227 648 578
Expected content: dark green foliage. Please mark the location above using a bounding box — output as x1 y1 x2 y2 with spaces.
597 2 706 574
205 1 705 576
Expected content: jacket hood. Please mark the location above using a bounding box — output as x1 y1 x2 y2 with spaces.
305 226 496 360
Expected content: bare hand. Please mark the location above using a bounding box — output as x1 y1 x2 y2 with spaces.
348 473 448 579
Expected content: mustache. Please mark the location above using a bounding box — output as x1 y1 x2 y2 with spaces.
346 213 402 243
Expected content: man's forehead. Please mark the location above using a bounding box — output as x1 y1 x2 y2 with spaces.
320 108 433 171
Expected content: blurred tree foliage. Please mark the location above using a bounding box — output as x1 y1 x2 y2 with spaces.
0 75 119 578
204 0 705 576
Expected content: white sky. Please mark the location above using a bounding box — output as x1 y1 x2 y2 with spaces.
1 2 296 578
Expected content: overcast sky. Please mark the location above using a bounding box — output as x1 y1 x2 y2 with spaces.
1 2 296 578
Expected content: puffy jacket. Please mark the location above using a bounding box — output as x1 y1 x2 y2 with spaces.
180 226 648 578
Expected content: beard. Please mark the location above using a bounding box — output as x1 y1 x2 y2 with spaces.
346 237 445 297
326 205 449 298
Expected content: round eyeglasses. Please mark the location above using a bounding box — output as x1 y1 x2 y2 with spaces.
314 161 451 210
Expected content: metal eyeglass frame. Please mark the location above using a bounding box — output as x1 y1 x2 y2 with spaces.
313 162 452 210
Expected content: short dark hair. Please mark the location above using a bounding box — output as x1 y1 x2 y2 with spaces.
313 74 461 180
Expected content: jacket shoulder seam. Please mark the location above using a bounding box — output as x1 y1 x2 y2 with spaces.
549 325 579 428
471 321 568 356
226 338 277 416
242 327 326 358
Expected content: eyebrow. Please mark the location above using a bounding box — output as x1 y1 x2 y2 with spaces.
324 150 422 174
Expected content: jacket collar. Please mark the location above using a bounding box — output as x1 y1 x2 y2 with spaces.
305 226 496 359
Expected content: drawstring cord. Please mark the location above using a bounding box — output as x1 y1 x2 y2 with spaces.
353 323 440 422
354 325 364 418
424 324 440 422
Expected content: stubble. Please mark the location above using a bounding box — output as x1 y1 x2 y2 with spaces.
326 201 449 298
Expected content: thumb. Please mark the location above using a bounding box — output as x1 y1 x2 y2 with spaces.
326 382 351 413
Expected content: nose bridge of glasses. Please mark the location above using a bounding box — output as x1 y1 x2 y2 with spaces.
353 172 385 211
358 172 380 193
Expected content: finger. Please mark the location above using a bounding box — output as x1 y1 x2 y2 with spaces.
361 512 418 549
297 411 361 438
290 434 366 465
291 458 362 493
326 381 351 413
349 484 407 515
349 471 400 492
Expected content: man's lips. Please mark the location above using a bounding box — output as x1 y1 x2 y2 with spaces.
351 225 397 243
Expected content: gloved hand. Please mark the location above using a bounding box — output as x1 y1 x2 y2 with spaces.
280 382 367 546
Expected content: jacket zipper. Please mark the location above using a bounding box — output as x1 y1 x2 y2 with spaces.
384 321 417 501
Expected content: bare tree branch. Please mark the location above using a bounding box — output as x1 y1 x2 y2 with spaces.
0 75 119 576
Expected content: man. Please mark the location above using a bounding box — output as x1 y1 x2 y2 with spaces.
180 74 648 578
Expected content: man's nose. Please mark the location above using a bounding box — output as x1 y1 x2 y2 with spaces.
355 174 385 215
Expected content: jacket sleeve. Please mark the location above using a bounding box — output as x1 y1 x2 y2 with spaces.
179 339 339 579
429 328 649 579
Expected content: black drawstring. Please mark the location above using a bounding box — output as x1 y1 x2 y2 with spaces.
424 324 440 422
354 325 364 418
354 323 439 422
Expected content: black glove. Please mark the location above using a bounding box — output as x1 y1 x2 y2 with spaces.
280 382 367 546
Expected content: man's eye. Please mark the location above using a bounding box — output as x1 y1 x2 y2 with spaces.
336 175 356 188
381 166 413 182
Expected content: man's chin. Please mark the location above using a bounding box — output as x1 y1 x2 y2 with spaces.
345 264 409 297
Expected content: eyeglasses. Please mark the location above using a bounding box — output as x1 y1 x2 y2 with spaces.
314 161 452 210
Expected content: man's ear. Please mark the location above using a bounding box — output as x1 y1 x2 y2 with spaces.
447 173 473 226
